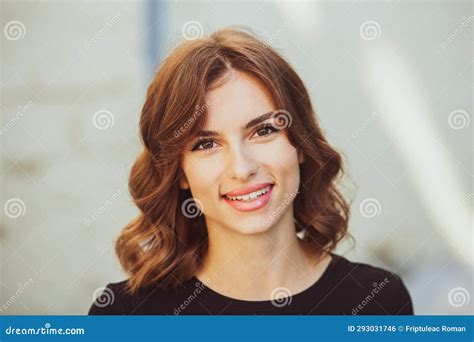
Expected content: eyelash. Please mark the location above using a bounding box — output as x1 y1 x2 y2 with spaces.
190 123 279 151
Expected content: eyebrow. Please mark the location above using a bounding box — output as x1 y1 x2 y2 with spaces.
195 111 275 137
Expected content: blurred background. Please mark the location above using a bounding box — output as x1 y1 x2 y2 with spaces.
0 0 472 315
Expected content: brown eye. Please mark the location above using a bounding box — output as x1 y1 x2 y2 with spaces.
191 139 216 151
201 141 215 149
255 124 278 137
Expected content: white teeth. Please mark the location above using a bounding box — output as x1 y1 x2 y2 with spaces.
225 185 272 202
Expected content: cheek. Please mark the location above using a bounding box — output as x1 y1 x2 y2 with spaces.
183 157 223 195
254 138 300 176
257 140 301 197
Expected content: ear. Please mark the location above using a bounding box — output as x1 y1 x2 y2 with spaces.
297 149 305 164
179 176 190 190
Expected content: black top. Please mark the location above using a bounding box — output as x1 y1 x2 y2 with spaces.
88 253 413 315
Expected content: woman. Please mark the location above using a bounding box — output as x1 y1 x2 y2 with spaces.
88 28 413 315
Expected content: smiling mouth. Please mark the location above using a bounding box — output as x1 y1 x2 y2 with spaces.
222 184 274 202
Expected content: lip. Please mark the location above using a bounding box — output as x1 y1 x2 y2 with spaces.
221 184 274 212
222 182 274 197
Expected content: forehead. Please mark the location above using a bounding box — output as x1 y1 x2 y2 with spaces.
204 71 276 130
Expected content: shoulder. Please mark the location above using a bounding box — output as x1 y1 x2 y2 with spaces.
88 280 130 315
332 254 404 285
328 254 414 315
87 278 198 315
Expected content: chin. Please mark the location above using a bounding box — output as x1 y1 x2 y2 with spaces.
231 220 274 236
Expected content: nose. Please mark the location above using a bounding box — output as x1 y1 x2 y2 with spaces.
226 143 258 181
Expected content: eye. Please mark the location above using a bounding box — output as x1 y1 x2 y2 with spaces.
191 139 217 151
253 123 279 138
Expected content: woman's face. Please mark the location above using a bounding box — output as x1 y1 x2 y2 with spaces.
180 71 304 235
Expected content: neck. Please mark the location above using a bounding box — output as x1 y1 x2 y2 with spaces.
195 210 329 301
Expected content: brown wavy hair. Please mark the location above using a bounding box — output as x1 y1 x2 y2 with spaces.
116 27 351 295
